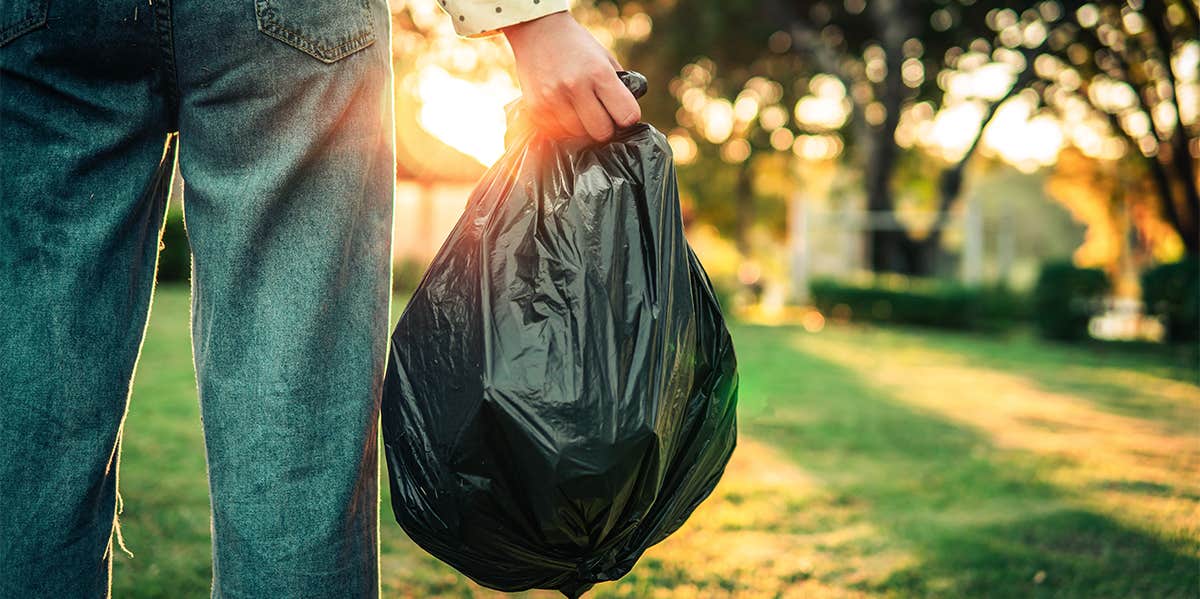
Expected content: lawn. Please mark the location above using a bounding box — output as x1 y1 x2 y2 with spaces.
112 284 1199 598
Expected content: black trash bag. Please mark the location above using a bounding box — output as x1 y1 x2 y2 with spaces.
381 71 738 598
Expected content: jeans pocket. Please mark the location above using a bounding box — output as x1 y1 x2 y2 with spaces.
254 0 375 64
0 0 48 47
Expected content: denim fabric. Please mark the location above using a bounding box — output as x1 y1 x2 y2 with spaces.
0 1 395 597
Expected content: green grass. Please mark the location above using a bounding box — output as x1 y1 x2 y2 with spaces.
112 285 1200 598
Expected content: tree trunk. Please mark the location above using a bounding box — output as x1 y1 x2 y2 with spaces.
1143 0 1200 254
1165 135 1200 254
1073 79 1197 256
734 161 754 255
866 0 914 274
1148 154 1198 255
917 60 1039 274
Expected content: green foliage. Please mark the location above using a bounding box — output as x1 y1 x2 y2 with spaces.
707 275 742 317
1032 261 1109 342
809 276 1025 331
975 282 1031 329
1142 256 1199 343
157 211 191 283
392 257 429 296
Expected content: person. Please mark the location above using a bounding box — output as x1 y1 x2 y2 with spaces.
0 0 640 597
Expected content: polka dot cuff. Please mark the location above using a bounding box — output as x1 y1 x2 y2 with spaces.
438 0 569 38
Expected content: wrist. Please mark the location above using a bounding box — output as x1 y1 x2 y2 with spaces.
502 10 571 51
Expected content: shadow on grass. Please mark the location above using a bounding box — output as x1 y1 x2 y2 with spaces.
822 324 1199 431
732 323 1197 598
880 509 1198 598
964 338 1196 425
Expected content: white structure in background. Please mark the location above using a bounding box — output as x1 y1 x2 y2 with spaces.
1089 297 1166 342
787 191 995 302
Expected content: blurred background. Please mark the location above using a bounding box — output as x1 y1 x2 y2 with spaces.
134 0 1198 596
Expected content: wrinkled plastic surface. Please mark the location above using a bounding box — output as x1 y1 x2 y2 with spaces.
381 82 738 597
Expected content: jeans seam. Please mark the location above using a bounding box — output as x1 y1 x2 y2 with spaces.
0 0 48 46
151 0 181 124
253 0 376 63
259 21 375 56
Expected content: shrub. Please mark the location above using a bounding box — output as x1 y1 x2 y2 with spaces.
975 283 1030 329
392 257 429 296
809 276 1024 332
1031 261 1108 341
1142 256 1199 343
158 211 191 283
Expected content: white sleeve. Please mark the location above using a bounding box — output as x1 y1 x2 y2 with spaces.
437 0 570 38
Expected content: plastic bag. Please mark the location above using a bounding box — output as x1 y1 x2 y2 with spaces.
381 71 738 597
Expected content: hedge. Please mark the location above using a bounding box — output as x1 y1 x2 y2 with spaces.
809 277 1025 332
392 257 429 296
1142 256 1198 343
1031 261 1108 342
158 211 191 283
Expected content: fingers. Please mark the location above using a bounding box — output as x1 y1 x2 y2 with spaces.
570 84 616 142
524 81 570 139
573 93 615 141
525 69 641 141
548 90 588 138
530 109 565 139
594 70 641 129
505 12 641 142
606 52 622 71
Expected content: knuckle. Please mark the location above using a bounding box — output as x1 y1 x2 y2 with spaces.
590 119 614 140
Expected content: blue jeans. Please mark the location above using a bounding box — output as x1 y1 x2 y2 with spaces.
0 1 395 596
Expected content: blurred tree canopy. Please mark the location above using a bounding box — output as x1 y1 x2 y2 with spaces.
616 0 1199 275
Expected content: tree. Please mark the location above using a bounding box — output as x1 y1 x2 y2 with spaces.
772 0 1053 275
625 0 1047 275
1038 0 1200 255
621 0 1200 279
615 0 796 254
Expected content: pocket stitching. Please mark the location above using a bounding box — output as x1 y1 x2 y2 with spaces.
254 0 376 64
0 0 48 47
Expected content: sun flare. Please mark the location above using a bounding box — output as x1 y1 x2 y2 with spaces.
414 65 520 166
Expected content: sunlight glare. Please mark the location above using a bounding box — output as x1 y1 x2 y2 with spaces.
928 101 985 161
982 95 1064 172
415 65 520 166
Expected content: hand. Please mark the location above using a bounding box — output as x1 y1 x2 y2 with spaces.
503 11 641 142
